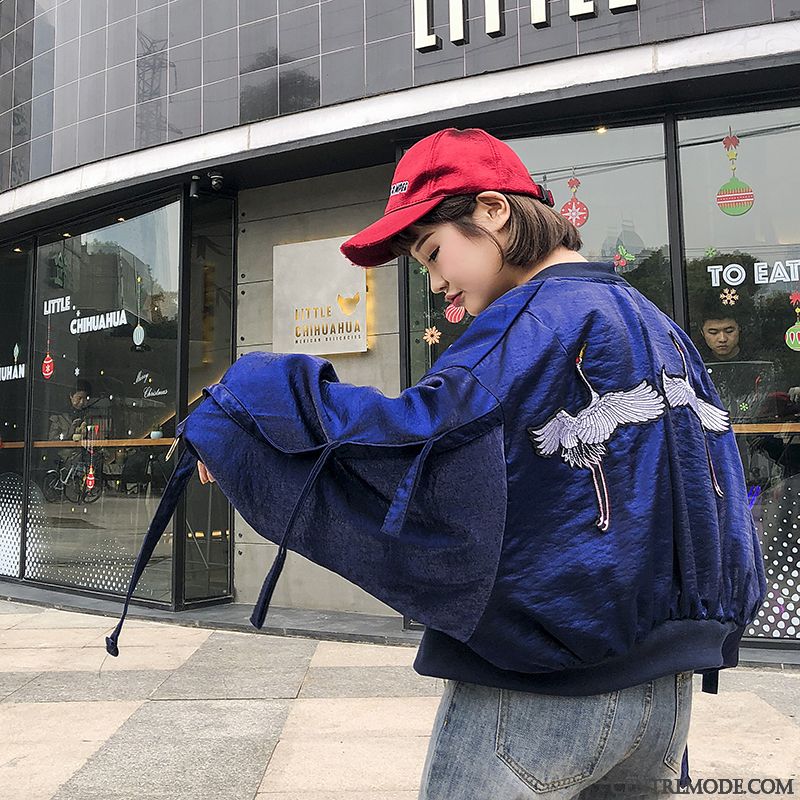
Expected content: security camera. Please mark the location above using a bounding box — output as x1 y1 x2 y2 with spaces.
208 171 223 191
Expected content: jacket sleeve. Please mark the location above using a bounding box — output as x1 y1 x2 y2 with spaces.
180 351 508 641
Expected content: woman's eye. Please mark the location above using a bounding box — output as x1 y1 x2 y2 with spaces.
429 247 439 263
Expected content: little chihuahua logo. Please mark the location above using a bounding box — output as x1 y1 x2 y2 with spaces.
337 292 360 316
294 291 362 345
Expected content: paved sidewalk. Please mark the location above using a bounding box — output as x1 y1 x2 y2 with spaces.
0 599 798 800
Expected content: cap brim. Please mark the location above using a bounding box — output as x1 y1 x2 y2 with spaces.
340 197 445 267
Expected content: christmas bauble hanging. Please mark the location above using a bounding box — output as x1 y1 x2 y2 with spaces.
42 353 54 379
785 322 800 351
716 176 755 217
85 464 95 490
786 293 800 351
560 175 589 228
716 128 754 217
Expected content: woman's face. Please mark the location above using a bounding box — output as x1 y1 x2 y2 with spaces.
408 195 522 317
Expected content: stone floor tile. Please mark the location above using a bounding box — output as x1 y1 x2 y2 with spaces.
259 736 430 793
280 697 440 739
688 690 800 777
151 663 310 700
0 627 111 648
3 669 172 703
298 666 444 698
0 672 38 700
192 631 319 667
0 600 41 614
310 641 417 668
51 699 290 800
0 613 42 629
84 625 212 649
256 793 420 799
10 609 120 629
0 643 201 672
705 667 800 723
0 700 142 800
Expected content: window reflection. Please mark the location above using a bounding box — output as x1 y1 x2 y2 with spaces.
27 201 181 601
409 124 673 383
680 108 800 641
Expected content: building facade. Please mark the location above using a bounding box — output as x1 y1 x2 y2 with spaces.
1 0 799 645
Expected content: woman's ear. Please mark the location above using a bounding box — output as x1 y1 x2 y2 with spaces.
473 191 510 232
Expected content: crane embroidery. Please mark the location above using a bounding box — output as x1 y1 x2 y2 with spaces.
661 331 730 497
527 343 666 532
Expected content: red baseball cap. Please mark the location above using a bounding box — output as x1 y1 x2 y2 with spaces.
340 127 554 268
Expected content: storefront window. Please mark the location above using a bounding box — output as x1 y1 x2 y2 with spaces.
26 201 181 600
409 124 672 382
184 195 235 602
0 243 32 578
680 108 800 641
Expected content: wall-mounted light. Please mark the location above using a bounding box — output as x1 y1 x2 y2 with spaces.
189 174 201 198
12 246 23 253
117 216 126 222
595 125 608 134
62 232 71 238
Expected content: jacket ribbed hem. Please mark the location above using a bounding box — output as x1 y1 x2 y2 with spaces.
413 618 742 696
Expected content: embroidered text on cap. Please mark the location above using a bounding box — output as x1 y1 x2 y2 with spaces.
390 181 409 196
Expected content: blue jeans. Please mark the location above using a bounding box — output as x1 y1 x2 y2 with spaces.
418 671 693 799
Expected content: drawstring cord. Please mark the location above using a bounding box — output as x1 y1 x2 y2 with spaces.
105 444 197 657
250 440 343 629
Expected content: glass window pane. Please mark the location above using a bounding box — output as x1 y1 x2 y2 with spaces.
184 195 234 602
408 124 672 383
679 107 800 642
0 243 33 578
27 200 181 601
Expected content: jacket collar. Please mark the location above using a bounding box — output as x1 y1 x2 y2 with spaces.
526 261 627 284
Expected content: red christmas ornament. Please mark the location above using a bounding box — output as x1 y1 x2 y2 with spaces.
85 465 95 490
42 353 54 379
42 317 54 379
560 171 589 228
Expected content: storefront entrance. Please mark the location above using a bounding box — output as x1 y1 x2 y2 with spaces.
0 190 235 609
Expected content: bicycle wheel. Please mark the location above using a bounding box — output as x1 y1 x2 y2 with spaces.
42 471 63 503
64 472 84 503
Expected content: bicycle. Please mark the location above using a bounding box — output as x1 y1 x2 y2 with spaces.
42 448 104 504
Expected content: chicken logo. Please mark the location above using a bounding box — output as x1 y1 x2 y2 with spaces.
337 292 360 316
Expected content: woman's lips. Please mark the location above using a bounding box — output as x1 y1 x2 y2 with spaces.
450 292 464 307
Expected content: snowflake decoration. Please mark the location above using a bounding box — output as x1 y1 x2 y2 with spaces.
417 264 428 275
790 291 800 306
739 402 749 412
76 309 81 317
705 247 718 259
720 288 739 306
422 326 441 346
74 367 80 376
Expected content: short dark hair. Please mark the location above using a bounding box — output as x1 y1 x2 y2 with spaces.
389 193 582 267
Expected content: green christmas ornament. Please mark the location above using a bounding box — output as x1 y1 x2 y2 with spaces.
785 293 800 351
785 321 800 351
716 128 754 217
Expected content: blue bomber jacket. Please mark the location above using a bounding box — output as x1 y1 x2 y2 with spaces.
106 261 767 755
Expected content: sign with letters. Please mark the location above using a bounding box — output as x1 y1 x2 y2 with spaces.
414 0 638 50
273 237 368 356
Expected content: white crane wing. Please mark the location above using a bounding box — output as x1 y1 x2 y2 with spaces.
696 398 730 432
530 410 579 456
661 368 695 409
576 380 665 444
